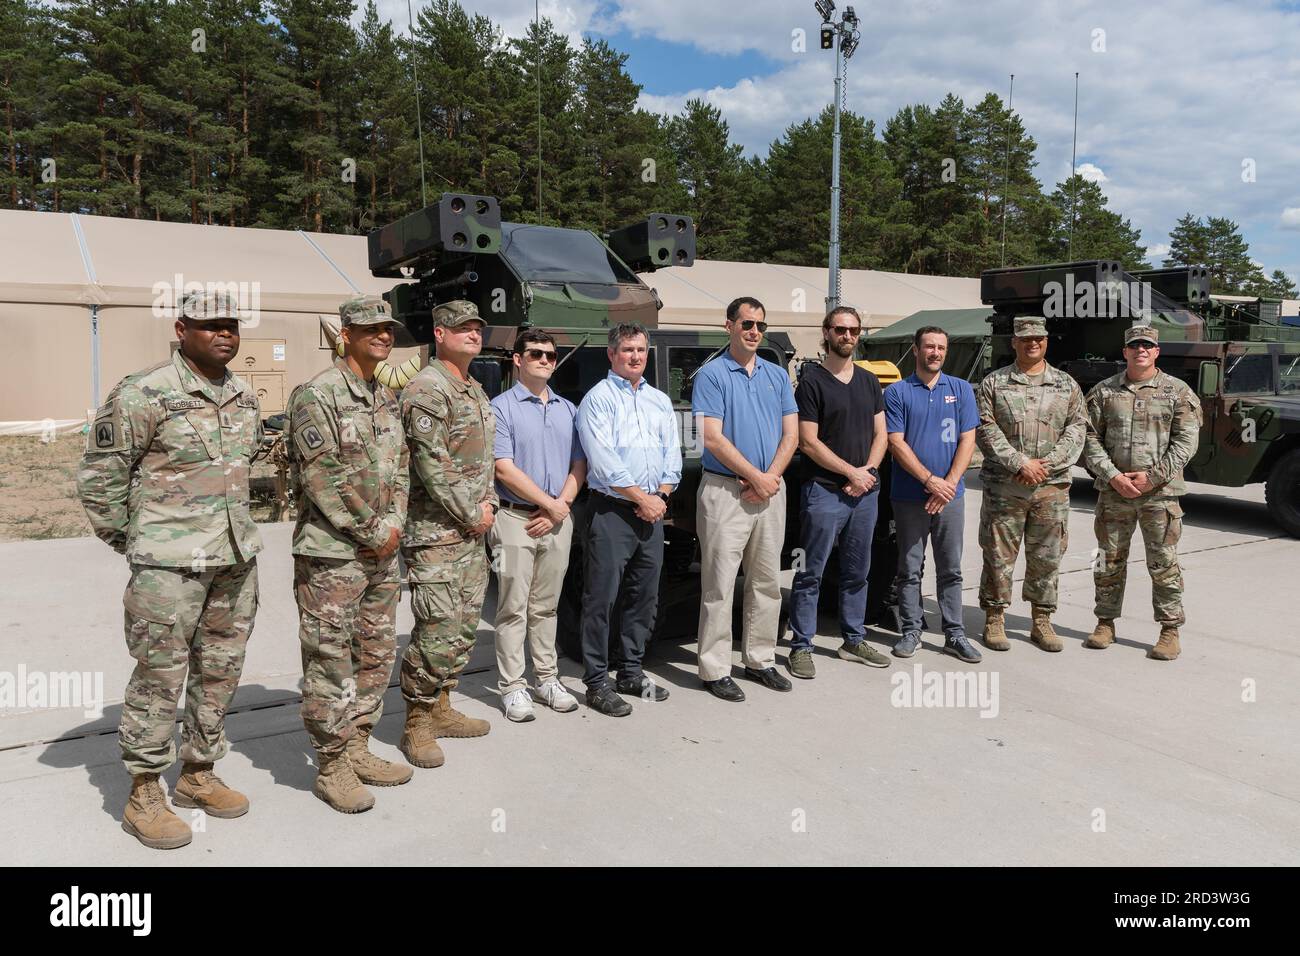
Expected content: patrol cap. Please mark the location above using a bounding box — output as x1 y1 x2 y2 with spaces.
432 299 483 329
339 294 393 327
178 290 241 321
1013 317 1047 338
1124 324 1159 346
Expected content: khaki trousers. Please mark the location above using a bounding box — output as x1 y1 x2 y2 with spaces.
696 472 786 681
488 507 574 695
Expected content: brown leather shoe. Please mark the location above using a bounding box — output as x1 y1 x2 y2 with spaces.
173 762 249 818
428 688 491 739
982 607 1010 651
122 774 193 849
1029 606 1063 652
346 729 413 786
400 700 446 768
1147 626 1181 661
1084 619 1116 649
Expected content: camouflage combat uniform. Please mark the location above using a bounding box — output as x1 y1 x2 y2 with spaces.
1085 358 1202 626
976 358 1087 612
78 348 262 776
288 357 408 757
399 335 497 704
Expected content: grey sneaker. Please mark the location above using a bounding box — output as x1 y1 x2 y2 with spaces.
893 632 922 658
838 639 891 668
943 633 983 663
787 648 816 679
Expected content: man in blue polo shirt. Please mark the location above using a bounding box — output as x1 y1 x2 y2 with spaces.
692 297 799 702
884 326 981 662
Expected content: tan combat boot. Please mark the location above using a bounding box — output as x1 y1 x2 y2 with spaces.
427 687 491 739
981 607 1010 651
313 753 375 813
122 773 193 850
400 700 446 768
1084 619 1116 649
1147 626 1181 661
173 762 249 818
1029 606 1063 652
346 728 413 786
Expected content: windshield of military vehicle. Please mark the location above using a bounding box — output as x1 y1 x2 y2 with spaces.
499 224 639 284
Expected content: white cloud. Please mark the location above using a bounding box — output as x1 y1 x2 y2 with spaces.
1146 243 1170 260
1281 208 1300 230
1077 163 1108 184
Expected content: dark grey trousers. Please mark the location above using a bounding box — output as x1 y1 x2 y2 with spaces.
580 495 663 691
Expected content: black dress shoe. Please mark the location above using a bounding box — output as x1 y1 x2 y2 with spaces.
615 675 670 701
743 666 792 692
586 686 632 717
702 676 746 702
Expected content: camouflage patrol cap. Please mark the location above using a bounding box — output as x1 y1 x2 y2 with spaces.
1125 324 1159 346
339 294 394 327
432 299 482 329
178 290 241 321
1014 317 1048 338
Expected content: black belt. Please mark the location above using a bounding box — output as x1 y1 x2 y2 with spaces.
499 501 539 514
594 491 639 508
703 468 742 482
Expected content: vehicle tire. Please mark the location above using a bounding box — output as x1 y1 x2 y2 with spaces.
1265 448 1300 538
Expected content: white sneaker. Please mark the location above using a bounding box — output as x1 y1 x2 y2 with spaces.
503 688 536 722
534 679 579 713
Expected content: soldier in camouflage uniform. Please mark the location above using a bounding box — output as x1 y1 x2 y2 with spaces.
77 290 261 850
288 295 411 813
398 299 498 769
976 317 1087 652
1083 324 1202 660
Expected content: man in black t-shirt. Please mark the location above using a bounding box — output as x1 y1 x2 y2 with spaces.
788 306 890 679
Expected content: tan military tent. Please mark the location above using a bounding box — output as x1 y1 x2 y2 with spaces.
0 209 982 431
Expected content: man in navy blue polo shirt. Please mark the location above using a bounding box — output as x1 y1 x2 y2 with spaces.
884 326 981 662
692 297 798 702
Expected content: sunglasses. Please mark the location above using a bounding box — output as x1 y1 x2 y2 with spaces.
522 348 557 363
829 325 861 336
1126 341 1157 351
735 319 767 333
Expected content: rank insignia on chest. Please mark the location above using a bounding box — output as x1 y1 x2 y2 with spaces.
95 422 114 448
415 414 433 433
1134 399 1145 411
303 425 324 450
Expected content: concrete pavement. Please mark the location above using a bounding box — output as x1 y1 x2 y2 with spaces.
1 474 1297 866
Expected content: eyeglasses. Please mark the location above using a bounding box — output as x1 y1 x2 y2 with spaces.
735 319 768 333
829 326 861 337
522 348 557 363
1126 341 1157 351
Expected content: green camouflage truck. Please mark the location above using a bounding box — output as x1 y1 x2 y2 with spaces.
865 260 1300 536
365 193 801 652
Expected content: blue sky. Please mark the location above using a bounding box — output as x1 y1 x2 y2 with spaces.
368 0 1300 284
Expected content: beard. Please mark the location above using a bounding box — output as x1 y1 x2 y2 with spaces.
826 337 856 358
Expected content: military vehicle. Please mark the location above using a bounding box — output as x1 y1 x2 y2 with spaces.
363 192 803 655
864 260 1300 536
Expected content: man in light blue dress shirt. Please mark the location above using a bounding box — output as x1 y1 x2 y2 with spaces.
575 323 681 717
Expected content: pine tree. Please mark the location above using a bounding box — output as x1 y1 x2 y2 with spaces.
1044 175 1146 269
508 17 576 225
664 99 749 260
1165 214 1264 293
268 0 358 232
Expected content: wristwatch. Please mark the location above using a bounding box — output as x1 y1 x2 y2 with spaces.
867 466 879 479
656 492 670 505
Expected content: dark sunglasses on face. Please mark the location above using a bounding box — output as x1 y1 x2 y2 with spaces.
522 348 557 363
830 325 861 336
736 319 768 333
1126 341 1156 351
